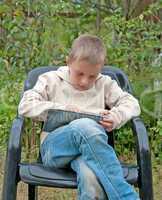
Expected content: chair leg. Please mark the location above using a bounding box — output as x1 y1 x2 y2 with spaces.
28 184 38 200
139 181 154 200
2 154 19 200
139 165 153 200
2 179 18 200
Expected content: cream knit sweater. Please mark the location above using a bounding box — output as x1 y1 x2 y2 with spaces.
18 66 141 143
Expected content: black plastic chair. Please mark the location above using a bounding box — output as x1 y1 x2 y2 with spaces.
2 66 153 200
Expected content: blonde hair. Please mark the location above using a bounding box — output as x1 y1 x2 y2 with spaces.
67 34 106 65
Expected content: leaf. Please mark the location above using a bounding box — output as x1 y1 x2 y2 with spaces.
159 129 162 136
157 120 162 127
0 4 10 15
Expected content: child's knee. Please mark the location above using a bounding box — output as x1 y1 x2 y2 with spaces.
69 118 107 138
70 118 96 126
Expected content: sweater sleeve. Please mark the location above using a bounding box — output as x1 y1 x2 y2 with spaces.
18 73 65 121
105 77 141 129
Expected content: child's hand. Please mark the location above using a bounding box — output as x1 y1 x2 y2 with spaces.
99 110 114 132
65 105 81 112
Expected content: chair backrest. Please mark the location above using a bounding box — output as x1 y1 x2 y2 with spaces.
24 66 132 93
23 66 132 148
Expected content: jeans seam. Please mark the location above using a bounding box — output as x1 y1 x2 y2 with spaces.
71 126 121 200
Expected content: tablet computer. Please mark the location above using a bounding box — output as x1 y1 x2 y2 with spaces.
43 109 104 132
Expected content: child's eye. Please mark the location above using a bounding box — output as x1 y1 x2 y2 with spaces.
78 73 84 76
90 76 95 79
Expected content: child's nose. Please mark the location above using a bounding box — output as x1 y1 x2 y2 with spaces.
80 78 89 86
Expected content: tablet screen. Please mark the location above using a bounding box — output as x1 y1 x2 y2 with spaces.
43 109 103 132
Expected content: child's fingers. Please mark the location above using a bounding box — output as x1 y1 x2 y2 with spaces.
99 120 113 127
99 116 114 126
100 124 113 132
99 120 113 129
101 117 114 123
99 110 109 115
106 127 113 132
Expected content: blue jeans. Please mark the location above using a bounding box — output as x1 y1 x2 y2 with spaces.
40 118 140 200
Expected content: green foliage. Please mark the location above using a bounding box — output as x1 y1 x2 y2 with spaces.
0 0 162 161
0 0 97 71
115 125 136 163
101 12 162 73
149 120 162 164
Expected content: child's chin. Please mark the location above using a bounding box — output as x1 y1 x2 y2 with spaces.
75 86 89 91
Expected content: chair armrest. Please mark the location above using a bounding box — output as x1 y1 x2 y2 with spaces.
3 116 25 185
8 115 24 153
131 117 150 152
130 117 153 195
131 117 151 162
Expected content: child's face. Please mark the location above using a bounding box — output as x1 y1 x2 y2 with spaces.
68 60 103 91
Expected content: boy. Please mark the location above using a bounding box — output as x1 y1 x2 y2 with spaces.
18 34 141 200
